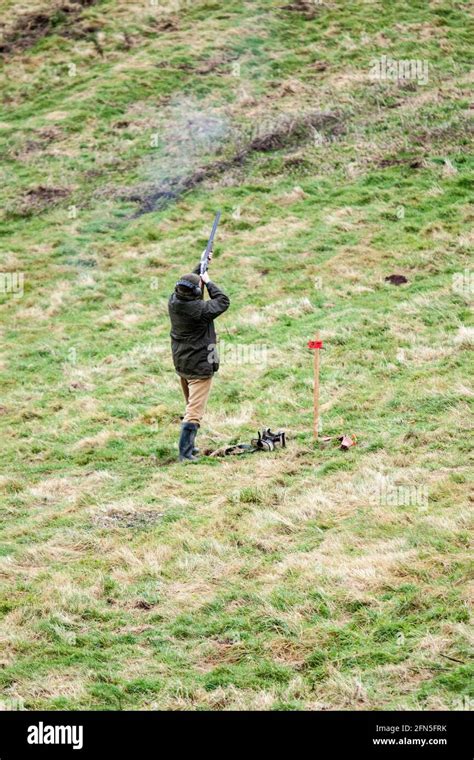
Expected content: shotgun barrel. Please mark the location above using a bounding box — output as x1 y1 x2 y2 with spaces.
200 211 221 277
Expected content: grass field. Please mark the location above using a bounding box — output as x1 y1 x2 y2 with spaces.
0 0 472 710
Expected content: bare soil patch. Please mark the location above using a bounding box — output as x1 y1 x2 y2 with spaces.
0 0 98 55
92 507 165 529
11 185 70 217
281 1 323 19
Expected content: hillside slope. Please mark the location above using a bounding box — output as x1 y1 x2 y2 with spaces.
0 0 472 710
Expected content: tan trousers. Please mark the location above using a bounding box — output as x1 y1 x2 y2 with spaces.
180 376 213 424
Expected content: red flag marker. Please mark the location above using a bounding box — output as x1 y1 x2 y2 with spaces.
308 331 323 439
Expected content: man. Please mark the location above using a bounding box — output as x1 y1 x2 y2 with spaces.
168 251 230 461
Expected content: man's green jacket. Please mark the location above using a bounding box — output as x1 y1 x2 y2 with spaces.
168 268 230 378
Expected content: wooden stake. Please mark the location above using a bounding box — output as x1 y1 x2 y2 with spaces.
313 330 320 439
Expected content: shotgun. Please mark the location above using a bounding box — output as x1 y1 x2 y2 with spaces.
200 211 221 281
